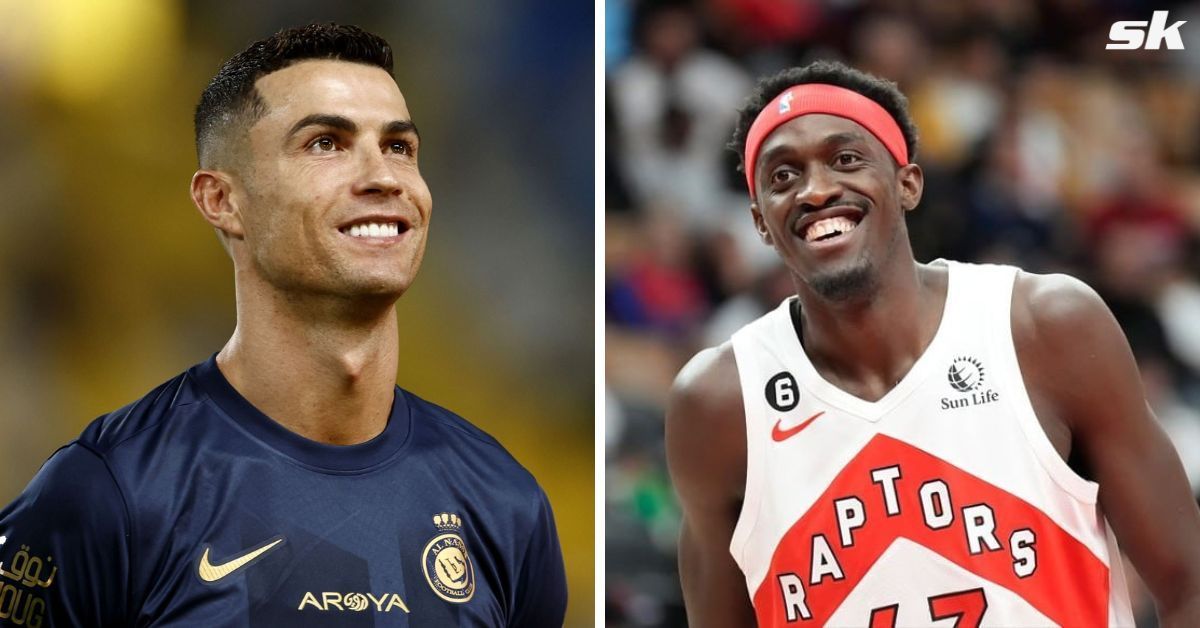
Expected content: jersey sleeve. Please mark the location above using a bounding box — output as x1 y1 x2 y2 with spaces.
0 443 132 627
508 486 568 628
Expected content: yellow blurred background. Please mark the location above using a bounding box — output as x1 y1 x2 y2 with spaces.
0 0 594 625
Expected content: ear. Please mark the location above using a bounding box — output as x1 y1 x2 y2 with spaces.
190 170 245 241
896 162 924 212
750 202 774 246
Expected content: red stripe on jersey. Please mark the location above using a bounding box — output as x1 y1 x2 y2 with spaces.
751 434 1109 626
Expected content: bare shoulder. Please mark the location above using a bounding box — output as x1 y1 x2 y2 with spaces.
666 342 747 505
669 342 744 427
1011 270 1141 434
1011 270 1113 338
1011 270 1129 373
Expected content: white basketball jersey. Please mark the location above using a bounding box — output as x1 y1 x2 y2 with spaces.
729 260 1135 627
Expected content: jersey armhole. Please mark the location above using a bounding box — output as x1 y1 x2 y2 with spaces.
989 267 1100 504
727 337 764 576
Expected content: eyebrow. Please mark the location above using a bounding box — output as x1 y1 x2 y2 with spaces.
821 131 869 148
288 114 357 138
286 114 420 141
758 130 871 168
383 119 420 140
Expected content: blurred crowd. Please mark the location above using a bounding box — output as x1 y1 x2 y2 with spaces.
605 0 1200 626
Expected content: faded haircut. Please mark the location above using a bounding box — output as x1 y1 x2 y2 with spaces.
193 23 393 169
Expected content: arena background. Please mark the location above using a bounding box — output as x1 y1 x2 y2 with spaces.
605 0 1200 626
0 1 594 625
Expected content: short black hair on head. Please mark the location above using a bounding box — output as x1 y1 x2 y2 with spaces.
194 23 394 168
728 60 919 174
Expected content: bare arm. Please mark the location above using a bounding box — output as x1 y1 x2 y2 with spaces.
1014 272 1200 627
665 343 757 627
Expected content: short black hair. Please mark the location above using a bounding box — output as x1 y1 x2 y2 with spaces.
728 60 919 173
194 23 394 168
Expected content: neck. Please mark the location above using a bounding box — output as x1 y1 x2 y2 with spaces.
217 270 400 446
795 260 947 402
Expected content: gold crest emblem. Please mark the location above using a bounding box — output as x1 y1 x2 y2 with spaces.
422 513 475 603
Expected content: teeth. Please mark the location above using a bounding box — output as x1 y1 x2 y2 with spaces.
804 216 858 243
344 222 401 238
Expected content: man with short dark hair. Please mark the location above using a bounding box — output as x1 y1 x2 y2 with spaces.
0 23 566 626
667 60 1200 626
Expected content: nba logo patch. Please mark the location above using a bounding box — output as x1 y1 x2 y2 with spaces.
422 513 475 603
779 90 794 114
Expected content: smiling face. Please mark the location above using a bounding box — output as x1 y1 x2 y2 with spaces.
227 59 431 302
750 113 922 302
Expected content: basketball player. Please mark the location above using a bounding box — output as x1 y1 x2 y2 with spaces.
0 24 566 626
666 61 1200 626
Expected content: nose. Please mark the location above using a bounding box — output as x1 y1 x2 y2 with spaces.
795 164 842 212
351 145 403 197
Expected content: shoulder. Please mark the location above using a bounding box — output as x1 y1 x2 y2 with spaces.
76 366 205 457
402 391 561 557
403 389 541 494
0 444 131 586
3 442 127 525
0 442 133 625
4 362 212 531
666 342 747 504
1011 270 1120 353
12 365 207 527
669 342 743 425
405 389 513 454
1010 270 1141 427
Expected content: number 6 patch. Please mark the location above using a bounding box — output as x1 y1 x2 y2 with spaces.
765 371 799 412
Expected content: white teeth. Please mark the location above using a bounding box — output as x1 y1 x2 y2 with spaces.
804 216 858 243
344 222 401 238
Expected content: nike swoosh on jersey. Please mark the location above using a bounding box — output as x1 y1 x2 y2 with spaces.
771 411 826 442
197 536 285 583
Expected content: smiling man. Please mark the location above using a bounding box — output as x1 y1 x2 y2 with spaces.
0 24 565 627
666 61 1200 627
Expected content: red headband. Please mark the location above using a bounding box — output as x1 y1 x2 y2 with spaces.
743 83 909 199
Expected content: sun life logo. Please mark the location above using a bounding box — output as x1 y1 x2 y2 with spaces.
947 356 985 393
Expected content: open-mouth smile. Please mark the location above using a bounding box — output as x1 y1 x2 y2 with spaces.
793 205 866 247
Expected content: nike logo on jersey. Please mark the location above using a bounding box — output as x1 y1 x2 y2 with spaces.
772 411 826 442
197 536 285 583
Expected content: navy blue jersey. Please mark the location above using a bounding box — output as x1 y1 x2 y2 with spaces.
0 357 567 627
